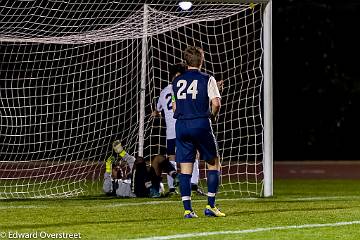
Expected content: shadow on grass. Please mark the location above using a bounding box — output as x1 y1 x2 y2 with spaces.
3 203 360 230
0 215 187 230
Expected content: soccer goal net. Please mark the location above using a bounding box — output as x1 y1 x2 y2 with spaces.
0 0 272 199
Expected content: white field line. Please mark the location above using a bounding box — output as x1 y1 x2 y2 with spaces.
294 196 360 201
0 205 40 209
134 220 360 240
89 195 360 208
105 197 257 208
1 195 360 209
0 198 257 209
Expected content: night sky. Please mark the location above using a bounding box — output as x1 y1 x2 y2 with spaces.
274 1 360 160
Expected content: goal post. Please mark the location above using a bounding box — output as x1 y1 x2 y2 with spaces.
0 0 273 198
263 0 273 197
138 3 149 158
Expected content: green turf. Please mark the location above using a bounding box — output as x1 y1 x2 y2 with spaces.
1 179 360 239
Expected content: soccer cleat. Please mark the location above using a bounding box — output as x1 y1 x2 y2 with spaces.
163 188 179 197
112 140 124 154
194 188 206 196
184 210 198 218
204 205 226 217
149 186 161 198
169 188 179 195
191 184 206 196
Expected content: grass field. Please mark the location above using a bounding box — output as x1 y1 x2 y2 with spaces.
1 179 360 239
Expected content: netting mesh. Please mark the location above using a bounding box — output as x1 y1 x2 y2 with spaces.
0 1 266 198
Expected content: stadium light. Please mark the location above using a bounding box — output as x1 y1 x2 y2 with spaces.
179 1 192 11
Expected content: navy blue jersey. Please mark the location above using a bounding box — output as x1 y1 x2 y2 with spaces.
172 69 211 120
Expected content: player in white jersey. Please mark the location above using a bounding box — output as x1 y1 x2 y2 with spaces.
152 63 204 195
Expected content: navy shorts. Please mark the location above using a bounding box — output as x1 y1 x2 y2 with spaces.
131 160 150 197
175 118 219 163
166 138 176 155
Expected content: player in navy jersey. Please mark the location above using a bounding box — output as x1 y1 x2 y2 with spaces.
172 46 225 218
152 62 205 196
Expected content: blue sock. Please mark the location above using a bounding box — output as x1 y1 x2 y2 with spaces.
207 170 219 208
179 173 192 211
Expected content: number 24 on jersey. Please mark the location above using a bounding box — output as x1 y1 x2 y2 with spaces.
176 80 198 99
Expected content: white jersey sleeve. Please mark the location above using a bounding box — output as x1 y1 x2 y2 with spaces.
208 76 221 100
158 85 177 139
156 98 163 112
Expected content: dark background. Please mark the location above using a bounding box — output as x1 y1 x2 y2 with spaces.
0 2 264 164
1 0 360 162
274 0 360 160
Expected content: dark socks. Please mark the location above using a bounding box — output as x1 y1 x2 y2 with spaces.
207 170 219 208
179 173 192 211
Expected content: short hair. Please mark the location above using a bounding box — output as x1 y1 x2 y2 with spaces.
169 62 186 80
183 46 204 68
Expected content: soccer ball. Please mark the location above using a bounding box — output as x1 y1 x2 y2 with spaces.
179 2 192 11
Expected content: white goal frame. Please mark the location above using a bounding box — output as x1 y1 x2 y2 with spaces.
0 0 273 198
263 0 273 197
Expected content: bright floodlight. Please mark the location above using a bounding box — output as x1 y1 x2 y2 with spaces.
179 1 192 10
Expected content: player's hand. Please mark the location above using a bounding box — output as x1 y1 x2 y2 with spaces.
217 80 224 93
210 113 218 123
151 111 160 117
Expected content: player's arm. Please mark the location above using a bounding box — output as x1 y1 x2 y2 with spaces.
212 80 223 116
151 97 162 117
211 97 221 117
171 85 176 112
112 140 135 171
151 110 161 117
217 80 224 93
208 77 221 121
171 96 176 112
